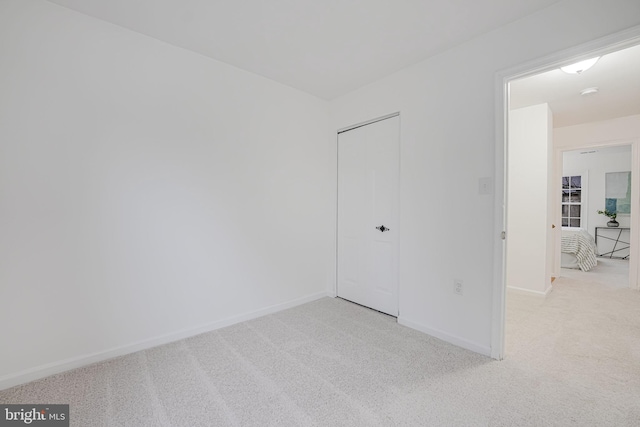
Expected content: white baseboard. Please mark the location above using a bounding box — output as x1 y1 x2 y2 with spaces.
397 317 492 357
506 285 552 297
0 291 331 391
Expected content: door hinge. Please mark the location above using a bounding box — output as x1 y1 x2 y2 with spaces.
501 231 506 240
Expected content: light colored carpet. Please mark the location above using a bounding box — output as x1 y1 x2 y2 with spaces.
2 268 640 426
505 258 640 425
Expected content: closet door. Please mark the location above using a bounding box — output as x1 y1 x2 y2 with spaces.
337 115 399 316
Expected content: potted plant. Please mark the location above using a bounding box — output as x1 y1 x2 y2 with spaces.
597 209 619 227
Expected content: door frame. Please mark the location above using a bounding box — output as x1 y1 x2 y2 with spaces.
492 25 640 360
335 112 401 316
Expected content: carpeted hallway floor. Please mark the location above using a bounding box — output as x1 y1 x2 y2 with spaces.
2 260 640 426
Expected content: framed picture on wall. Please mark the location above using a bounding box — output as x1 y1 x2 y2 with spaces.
605 171 631 214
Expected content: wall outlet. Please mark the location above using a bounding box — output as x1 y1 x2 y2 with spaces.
454 279 463 295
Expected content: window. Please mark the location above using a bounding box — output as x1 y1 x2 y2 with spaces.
562 175 582 228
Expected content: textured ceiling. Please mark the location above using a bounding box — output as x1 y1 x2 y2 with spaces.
46 0 563 99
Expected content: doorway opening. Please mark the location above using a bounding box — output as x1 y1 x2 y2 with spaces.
492 27 640 360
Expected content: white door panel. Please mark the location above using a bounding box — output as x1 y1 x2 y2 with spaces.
337 115 399 316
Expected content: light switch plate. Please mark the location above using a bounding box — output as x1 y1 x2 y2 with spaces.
479 177 493 195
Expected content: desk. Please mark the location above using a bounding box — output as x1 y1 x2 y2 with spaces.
595 227 630 259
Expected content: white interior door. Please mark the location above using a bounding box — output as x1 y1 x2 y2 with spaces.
337 115 399 316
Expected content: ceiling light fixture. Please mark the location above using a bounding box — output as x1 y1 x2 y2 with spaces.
560 57 600 74
580 87 599 96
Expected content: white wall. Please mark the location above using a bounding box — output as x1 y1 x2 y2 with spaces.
330 0 640 354
0 0 333 388
555 114 640 150
507 105 553 295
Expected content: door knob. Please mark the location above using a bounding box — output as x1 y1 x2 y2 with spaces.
376 225 390 232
